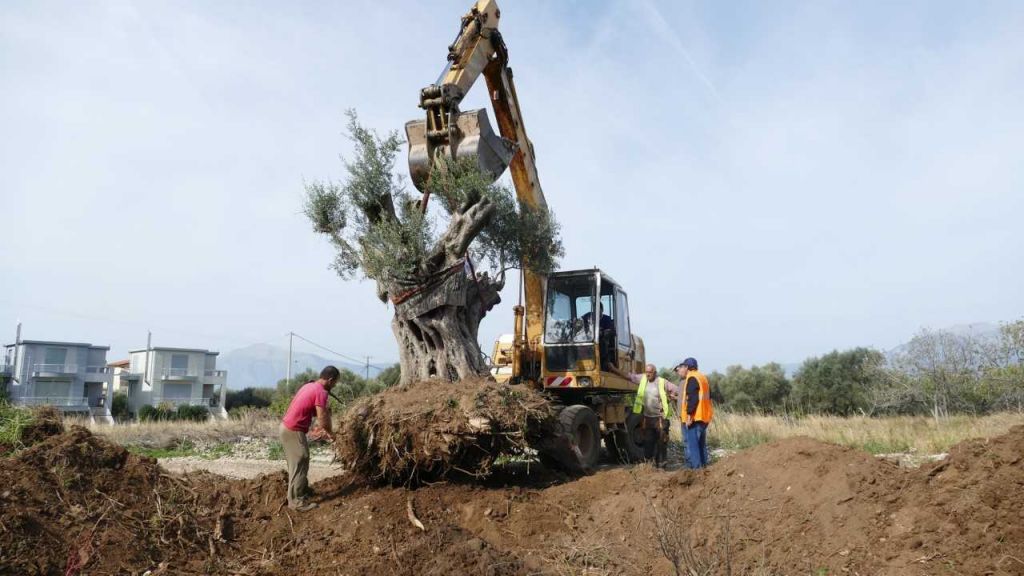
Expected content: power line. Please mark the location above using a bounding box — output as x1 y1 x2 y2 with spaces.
290 331 386 370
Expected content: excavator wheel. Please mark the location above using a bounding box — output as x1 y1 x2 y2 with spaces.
543 405 601 474
606 412 646 464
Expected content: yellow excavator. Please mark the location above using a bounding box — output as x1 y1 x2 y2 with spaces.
406 0 648 471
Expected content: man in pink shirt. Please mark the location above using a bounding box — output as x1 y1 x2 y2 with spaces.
280 365 339 511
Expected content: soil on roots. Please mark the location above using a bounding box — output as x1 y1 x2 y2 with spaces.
2 423 1023 575
334 378 556 484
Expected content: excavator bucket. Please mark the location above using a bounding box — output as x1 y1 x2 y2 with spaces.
406 108 516 192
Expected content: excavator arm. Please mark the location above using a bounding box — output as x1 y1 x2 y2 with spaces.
406 0 548 382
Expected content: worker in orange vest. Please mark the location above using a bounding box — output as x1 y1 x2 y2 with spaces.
675 357 713 469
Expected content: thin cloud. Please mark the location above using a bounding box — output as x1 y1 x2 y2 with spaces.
637 0 722 102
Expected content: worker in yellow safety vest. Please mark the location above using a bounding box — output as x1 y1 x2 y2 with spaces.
674 357 713 469
613 363 679 467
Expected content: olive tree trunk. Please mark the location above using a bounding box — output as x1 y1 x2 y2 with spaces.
369 195 504 386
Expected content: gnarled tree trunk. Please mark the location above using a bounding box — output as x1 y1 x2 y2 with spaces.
368 193 504 386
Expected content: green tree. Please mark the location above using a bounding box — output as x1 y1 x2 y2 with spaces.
793 348 884 415
304 112 562 385
225 387 274 411
374 363 402 389
275 368 319 399
716 363 791 414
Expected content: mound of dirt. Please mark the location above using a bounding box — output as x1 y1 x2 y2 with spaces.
0 426 243 575
3 421 1022 575
0 405 65 455
19 405 65 445
335 378 556 484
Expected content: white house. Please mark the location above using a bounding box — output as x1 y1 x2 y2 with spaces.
120 347 228 419
1 340 114 423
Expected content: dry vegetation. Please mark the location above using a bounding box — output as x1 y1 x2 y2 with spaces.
82 409 277 449
708 410 1024 455
75 406 1024 464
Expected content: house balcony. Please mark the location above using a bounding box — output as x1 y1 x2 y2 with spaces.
32 364 79 377
151 396 208 408
15 396 90 410
202 369 227 385
85 366 113 381
160 368 199 381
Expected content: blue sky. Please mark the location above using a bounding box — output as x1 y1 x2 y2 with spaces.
1 0 1022 375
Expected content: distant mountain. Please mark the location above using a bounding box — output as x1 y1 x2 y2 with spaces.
219 343 391 389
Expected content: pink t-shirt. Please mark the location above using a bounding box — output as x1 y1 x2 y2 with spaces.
282 381 329 433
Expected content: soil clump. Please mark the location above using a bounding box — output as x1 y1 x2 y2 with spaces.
334 378 556 484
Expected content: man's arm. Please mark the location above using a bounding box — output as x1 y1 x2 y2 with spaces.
315 404 335 440
608 364 629 379
666 381 681 402
685 376 699 426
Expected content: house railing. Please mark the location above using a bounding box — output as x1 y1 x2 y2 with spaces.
162 368 198 378
204 370 227 377
151 397 208 408
33 363 78 374
85 366 111 374
16 396 89 408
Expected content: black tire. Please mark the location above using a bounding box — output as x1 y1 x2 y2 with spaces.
552 405 601 473
608 412 647 464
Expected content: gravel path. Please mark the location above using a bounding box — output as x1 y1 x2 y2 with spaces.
159 455 346 482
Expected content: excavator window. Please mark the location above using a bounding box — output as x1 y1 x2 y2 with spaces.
615 289 631 347
545 275 597 344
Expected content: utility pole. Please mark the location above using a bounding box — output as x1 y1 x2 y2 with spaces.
365 355 372 380
11 321 21 384
144 331 152 387
287 332 293 386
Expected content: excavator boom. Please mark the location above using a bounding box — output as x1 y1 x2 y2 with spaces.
405 0 548 376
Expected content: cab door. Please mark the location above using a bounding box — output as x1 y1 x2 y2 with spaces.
614 288 640 372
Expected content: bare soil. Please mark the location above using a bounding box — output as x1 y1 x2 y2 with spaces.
2 420 1023 575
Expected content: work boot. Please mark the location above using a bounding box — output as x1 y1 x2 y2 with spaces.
291 501 318 512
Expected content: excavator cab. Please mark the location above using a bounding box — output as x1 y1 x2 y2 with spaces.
540 269 641 392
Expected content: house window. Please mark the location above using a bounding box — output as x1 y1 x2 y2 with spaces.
170 354 189 375
44 348 67 367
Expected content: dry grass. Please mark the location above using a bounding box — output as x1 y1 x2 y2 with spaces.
83 413 278 449
73 408 1024 459
707 411 1024 455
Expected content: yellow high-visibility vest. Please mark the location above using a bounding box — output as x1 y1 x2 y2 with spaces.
632 376 672 418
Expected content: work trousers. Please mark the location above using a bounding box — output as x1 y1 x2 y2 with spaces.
641 416 670 467
279 424 310 508
684 421 709 469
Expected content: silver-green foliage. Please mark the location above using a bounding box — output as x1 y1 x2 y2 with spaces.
304 111 562 291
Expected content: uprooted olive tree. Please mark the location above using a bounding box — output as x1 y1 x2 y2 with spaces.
305 112 562 386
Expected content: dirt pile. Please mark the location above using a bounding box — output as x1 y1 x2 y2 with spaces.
335 378 556 484
0 405 64 455
0 426 245 575
2 422 1023 575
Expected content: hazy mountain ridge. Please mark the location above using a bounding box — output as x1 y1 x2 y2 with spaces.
219 343 389 389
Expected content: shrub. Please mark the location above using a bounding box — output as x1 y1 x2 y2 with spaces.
138 404 175 422
176 405 209 422
111 392 130 422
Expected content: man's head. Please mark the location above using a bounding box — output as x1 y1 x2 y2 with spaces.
645 363 657 380
318 365 340 390
674 357 698 377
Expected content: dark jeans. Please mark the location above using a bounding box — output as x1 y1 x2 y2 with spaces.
684 421 709 469
641 416 669 467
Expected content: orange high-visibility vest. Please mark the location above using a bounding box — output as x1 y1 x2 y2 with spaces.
681 369 713 423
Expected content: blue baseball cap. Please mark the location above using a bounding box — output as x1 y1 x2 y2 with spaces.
674 358 698 370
